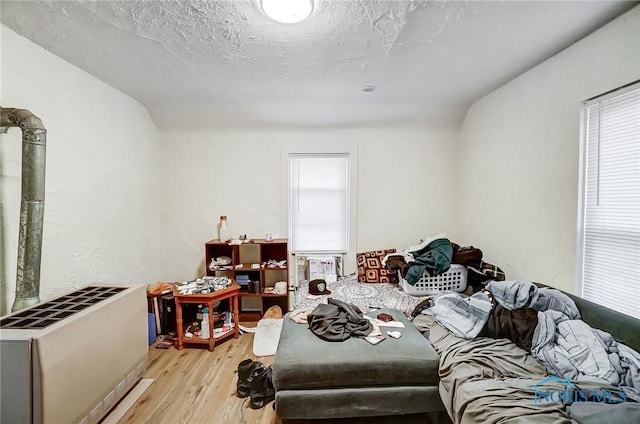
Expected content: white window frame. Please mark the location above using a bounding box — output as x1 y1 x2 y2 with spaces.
281 146 358 281
575 80 640 319
288 153 350 255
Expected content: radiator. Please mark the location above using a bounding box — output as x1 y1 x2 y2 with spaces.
0 284 148 424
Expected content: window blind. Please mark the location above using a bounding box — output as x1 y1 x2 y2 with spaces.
580 83 640 319
289 155 349 252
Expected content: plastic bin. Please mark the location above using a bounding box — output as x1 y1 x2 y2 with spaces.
399 264 468 296
148 312 157 345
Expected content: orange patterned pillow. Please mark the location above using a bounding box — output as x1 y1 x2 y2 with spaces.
356 249 399 283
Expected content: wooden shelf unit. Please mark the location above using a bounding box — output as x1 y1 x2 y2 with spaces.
205 238 289 321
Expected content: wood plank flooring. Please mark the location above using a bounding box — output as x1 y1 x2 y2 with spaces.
109 328 445 424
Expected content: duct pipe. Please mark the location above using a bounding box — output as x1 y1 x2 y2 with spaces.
1 107 46 312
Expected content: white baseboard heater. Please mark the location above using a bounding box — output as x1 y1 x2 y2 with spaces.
0 284 149 424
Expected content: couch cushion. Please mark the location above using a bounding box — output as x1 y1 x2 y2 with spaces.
273 308 439 390
275 386 444 419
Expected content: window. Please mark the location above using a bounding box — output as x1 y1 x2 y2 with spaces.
289 154 349 253
577 81 640 319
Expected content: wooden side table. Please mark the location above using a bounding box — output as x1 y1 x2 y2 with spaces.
174 282 240 351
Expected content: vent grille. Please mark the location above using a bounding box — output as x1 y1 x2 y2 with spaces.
0 286 126 330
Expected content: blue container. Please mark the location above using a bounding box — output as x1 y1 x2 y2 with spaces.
148 313 157 345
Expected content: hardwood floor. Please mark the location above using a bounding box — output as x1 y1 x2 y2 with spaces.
110 329 445 424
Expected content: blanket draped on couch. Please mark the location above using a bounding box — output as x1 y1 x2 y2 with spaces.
423 280 640 402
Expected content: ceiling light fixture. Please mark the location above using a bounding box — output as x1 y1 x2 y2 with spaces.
261 0 314 24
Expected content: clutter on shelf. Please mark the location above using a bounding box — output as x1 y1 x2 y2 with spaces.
209 256 233 271
175 276 232 295
265 259 287 268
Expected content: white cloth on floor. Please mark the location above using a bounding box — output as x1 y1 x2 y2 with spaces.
252 318 283 357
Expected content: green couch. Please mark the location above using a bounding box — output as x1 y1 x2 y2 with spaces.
272 290 640 422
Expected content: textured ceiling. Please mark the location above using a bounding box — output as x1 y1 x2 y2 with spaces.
1 0 637 129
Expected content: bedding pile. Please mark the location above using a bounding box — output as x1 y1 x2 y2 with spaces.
424 280 640 400
420 280 640 423
427 316 637 424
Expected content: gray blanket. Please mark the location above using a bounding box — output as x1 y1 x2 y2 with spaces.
533 309 640 401
426 280 640 400
429 316 577 423
427 316 639 424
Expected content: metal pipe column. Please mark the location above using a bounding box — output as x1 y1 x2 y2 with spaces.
1 107 47 311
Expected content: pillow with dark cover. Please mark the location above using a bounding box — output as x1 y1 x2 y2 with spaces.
356 249 399 283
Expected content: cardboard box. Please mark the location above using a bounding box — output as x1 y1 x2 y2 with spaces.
305 256 338 281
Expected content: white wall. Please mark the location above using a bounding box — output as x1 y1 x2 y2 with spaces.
160 125 459 281
3 5 637 305
0 25 162 314
457 7 640 292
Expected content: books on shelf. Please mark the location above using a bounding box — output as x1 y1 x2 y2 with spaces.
236 275 250 290
211 314 235 339
213 323 235 339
